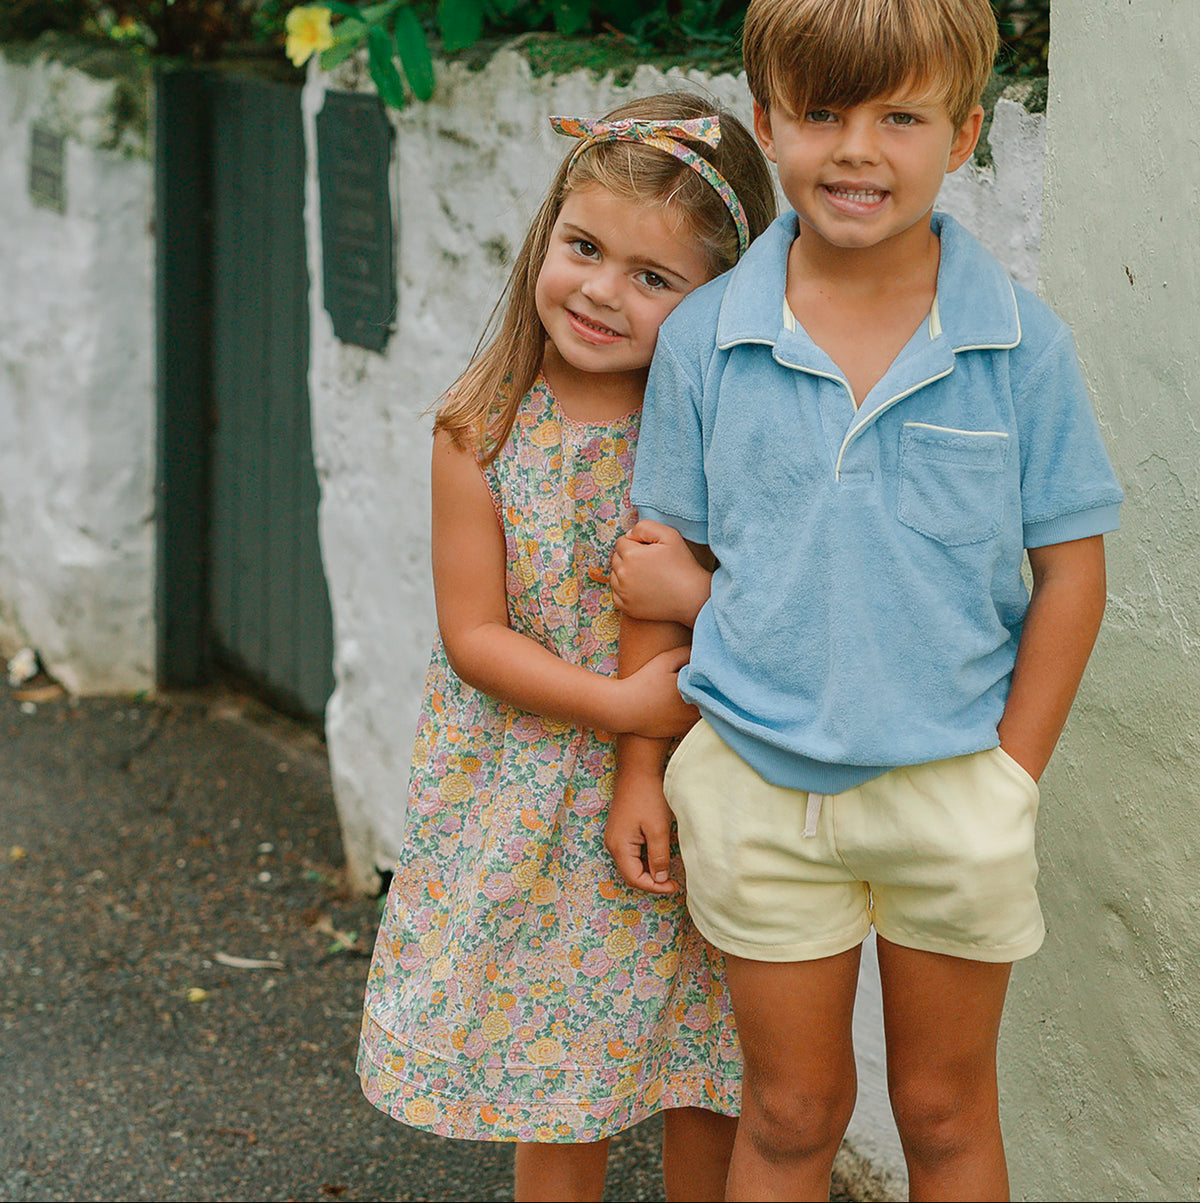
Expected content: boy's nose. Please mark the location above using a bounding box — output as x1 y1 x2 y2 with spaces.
834 120 882 165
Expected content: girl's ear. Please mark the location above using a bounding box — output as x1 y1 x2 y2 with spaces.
752 102 779 164
947 104 985 173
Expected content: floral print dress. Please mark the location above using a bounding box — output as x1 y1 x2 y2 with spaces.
358 379 741 1142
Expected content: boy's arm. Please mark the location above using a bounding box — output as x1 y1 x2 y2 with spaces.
997 535 1107 780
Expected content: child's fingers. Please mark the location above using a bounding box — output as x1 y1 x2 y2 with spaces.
627 518 681 546
643 823 677 890
605 826 679 895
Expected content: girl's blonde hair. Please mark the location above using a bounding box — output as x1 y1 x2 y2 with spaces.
435 91 778 463
743 0 999 130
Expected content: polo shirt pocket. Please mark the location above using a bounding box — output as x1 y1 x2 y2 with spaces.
897 423 1009 546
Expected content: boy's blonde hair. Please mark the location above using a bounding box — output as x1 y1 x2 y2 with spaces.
436 91 778 463
743 0 999 129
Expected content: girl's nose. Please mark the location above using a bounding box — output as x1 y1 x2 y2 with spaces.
580 268 621 307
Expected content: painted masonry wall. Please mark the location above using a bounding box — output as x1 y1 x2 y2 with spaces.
0 49 156 694
1002 3 1200 1200
304 48 1045 1196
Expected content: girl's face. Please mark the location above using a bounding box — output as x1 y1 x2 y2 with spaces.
534 184 711 382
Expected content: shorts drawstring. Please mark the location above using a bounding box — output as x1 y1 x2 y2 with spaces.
804 792 825 839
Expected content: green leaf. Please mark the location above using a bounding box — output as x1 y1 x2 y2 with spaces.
437 0 484 50
367 24 408 109
360 0 405 23
394 9 436 101
551 0 591 37
318 18 368 69
321 0 366 18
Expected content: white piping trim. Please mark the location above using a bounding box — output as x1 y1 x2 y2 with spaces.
903 422 1010 438
716 336 776 350
929 293 942 339
834 367 955 479
950 280 1022 352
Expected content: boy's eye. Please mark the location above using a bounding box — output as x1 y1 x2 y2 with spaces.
806 109 837 124
888 112 917 126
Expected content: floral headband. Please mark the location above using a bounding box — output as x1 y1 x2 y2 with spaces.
549 114 751 258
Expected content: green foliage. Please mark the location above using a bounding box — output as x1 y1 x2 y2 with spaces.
2 1 1053 96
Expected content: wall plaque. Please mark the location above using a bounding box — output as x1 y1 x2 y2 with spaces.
29 124 66 213
316 92 396 352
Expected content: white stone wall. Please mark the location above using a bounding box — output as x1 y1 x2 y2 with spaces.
0 47 155 694
1004 4 1200 1198
304 47 1047 1196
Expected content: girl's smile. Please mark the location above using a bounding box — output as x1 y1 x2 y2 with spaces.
535 184 710 407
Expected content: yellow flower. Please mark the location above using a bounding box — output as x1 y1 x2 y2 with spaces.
604 928 636 959
592 608 621 642
284 6 334 67
530 877 560 906
439 772 472 804
482 1011 511 1041
404 1097 438 1126
527 1037 565 1064
592 456 622 489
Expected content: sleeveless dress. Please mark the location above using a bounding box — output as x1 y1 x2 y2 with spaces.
358 379 741 1142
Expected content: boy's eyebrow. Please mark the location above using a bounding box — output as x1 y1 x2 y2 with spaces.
559 221 697 285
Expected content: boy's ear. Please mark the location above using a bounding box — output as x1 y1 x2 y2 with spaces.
752 101 778 163
947 104 985 173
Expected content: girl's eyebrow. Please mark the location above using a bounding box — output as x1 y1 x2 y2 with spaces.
560 222 695 285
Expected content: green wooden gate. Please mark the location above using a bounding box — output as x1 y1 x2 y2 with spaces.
156 67 334 722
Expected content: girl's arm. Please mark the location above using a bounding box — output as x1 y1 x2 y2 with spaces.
605 522 715 892
431 429 698 738
610 519 714 626
997 535 1107 780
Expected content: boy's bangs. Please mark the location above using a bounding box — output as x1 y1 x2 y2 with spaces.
766 19 948 119
745 0 997 126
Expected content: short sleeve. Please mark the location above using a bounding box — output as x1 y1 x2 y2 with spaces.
631 335 710 545
1014 326 1124 547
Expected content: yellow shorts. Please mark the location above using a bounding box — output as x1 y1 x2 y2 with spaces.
664 720 1045 964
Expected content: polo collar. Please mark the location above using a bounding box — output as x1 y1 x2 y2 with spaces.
715 210 1022 357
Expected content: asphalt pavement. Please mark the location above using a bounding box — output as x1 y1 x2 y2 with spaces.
0 679 877 1202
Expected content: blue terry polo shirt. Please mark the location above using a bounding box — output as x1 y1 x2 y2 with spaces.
631 210 1124 795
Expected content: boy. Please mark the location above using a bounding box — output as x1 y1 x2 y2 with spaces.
605 0 1124 1198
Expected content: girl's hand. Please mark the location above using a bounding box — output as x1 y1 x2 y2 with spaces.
610 520 713 627
605 766 680 895
618 645 699 738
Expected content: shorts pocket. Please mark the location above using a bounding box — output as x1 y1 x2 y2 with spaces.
993 746 1041 810
663 719 707 797
897 423 1009 546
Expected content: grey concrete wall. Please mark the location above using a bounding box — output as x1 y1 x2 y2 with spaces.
1004 4 1200 1198
0 45 155 694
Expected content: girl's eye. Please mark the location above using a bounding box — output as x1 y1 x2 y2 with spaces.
637 271 670 291
570 238 599 258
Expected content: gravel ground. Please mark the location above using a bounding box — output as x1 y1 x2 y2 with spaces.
0 682 876 1202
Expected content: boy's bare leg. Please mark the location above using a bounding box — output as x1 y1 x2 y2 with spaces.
723 946 862 1201
876 938 1012 1202
513 1139 610 1202
662 1106 738 1201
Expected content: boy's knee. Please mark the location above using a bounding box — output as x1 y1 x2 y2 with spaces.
889 1076 998 1161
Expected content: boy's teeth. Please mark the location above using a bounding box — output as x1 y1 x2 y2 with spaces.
829 186 884 203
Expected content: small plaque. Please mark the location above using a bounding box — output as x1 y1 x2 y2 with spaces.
29 125 66 214
316 92 396 352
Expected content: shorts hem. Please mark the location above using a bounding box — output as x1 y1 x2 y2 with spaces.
688 903 872 964
873 922 1046 964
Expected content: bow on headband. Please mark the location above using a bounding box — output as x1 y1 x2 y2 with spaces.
549 113 751 258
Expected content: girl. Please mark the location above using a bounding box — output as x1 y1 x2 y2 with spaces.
357 92 777 1202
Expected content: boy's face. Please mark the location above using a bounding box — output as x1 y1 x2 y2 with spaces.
753 85 983 257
